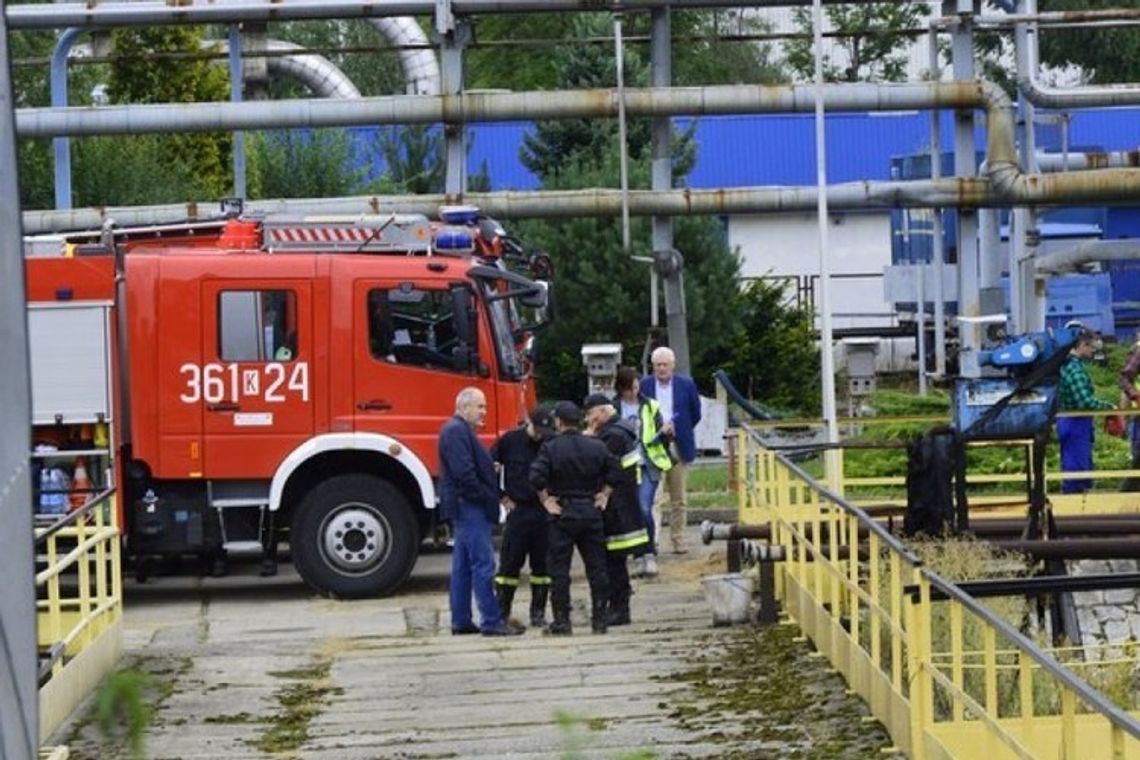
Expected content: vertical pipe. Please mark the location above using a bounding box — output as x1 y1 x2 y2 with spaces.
0 4 39 752
439 14 469 196
812 0 840 488
928 29 947 378
917 237 927 396
50 27 84 210
952 0 981 378
1025 0 1044 332
650 9 690 374
614 14 631 254
228 25 247 199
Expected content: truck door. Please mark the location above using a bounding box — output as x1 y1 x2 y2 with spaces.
198 280 314 476
351 278 496 470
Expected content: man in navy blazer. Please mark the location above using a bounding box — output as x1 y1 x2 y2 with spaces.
438 387 523 636
640 346 702 553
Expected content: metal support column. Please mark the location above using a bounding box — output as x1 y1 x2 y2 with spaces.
228 25 247 199
952 1 982 376
928 28 947 377
436 1 469 197
0 6 39 756
812 0 840 487
649 8 690 374
1017 0 1044 332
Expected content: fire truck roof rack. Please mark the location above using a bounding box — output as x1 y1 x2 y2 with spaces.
261 214 434 254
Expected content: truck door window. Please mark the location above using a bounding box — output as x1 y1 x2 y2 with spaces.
367 287 468 372
218 290 298 362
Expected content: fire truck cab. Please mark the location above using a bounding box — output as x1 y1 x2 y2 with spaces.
25 209 549 598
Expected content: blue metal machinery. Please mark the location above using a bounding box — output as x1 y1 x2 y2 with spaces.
947 326 1080 536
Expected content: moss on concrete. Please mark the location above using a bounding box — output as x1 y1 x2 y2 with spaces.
659 624 903 759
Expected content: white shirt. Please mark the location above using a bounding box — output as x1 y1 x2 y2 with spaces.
619 399 640 428
655 378 674 423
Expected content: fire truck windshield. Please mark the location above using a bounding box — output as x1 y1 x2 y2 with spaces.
485 288 525 380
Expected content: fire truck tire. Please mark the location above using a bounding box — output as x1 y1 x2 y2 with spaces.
291 474 418 598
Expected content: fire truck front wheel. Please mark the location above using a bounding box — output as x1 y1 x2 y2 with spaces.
291 474 418 598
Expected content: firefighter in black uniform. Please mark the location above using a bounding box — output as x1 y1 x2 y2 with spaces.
529 401 623 635
583 393 650 627
491 406 554 627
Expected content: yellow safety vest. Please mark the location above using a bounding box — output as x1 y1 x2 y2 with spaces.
639 397 674 473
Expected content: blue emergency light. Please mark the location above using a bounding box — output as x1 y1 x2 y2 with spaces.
438 205 481 226
433 225 476 254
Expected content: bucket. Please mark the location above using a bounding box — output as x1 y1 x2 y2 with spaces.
701 573 754 626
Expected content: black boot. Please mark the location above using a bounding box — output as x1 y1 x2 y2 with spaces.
606 598 631 627
529 585 549 628
495 583 516 622
591 600 609 634
544 605 572 636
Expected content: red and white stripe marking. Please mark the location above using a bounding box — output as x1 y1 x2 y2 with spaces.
268 226 375 243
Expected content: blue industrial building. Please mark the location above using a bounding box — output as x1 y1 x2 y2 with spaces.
352 106 1140 339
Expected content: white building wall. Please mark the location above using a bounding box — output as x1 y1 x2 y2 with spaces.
729 211 918 373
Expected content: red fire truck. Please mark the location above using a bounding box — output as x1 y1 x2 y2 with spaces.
25 207 551 597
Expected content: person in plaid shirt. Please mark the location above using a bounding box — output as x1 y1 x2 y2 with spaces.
1057 328 1115 494
1116 335 1140 490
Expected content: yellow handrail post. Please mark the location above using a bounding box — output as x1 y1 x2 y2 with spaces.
904 583 926 760
889 551 903 694
1061 688 1077 759
914 570 933 760
735 428 747 523
868 532 882 672
1019 650 1033 741
950 600 964 723
847 513 861 654
76 512 92 649
983 624 999 757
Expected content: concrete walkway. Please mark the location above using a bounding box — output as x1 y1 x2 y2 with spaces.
58 526 896 760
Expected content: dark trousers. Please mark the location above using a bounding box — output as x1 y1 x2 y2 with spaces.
1057 416 1094 494
547 516 609 617
494 506 550 586
607 551 631 608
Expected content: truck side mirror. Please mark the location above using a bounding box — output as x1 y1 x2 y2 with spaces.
450 284 477 348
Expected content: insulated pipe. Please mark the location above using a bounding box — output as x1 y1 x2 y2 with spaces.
69 38 363 98
1036 240 1140 274
260 40 362 98
4 0 910 30
50 33 361 209
20 180 998 233
18 80 1140 207
1036 150 1140 172
367 17 438 96
50 28 84 210
1013 2 1140 109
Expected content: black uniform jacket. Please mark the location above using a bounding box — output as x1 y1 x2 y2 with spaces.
595 417 645 543
529 429 623 521
491 426 545 511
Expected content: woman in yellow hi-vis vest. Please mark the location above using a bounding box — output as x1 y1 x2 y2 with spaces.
614 366 673 578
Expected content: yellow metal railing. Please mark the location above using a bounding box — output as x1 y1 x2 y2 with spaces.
737 426 1140 760
746 409 1140 515
35 487 123 742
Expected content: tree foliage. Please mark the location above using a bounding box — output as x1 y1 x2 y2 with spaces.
1036 0 1140 84
511 14 747 400
250 129 365 200
108 27 232 198
374 125 445 194
514 149 743 400
784 3 929 82
719 278 821 414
